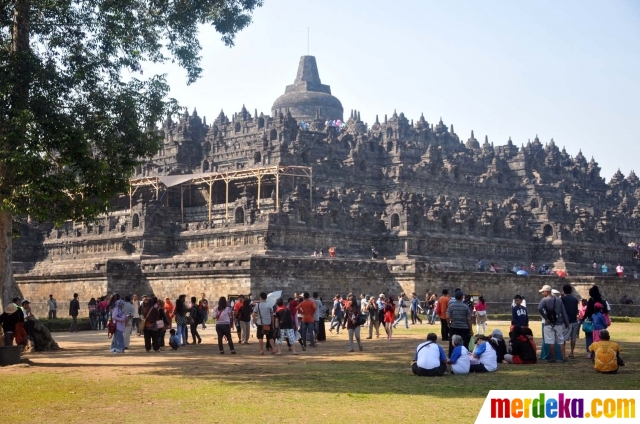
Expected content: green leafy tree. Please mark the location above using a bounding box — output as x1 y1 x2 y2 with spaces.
0 0 262 305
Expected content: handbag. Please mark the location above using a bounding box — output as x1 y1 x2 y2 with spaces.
156 320 165 329
582 319 593 333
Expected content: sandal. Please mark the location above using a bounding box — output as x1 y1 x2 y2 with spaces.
275 352 282 356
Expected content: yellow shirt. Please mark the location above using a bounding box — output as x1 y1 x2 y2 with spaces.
588 341 621 373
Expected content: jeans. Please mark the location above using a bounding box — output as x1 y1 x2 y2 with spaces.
300 321 315 347
89 313 97 330
201 311 208 329
240 321 251 343
143 329 159 351
348 326 362 351
190 323 201 343
101 312 108 330
177 323 187 345
411 310 422 324
48 310 57 319
586 332 594 354
313 321 320 343
329 315 342 333
394 312 409 328
216 323 235 352
111 329 125 352
69 316 78 332
430 310 437 324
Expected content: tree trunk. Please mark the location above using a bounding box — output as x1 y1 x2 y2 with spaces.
0 210 20 308
0 0 31 309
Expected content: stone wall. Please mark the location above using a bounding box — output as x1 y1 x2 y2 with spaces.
14 256 640 318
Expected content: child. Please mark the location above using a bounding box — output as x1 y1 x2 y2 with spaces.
169 329 180 350
510 295 528 342
592 302 609 342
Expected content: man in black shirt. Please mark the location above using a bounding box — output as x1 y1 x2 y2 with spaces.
560 284 580 358
69 293 80 332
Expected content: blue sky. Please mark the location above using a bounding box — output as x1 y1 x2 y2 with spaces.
144 0 640 180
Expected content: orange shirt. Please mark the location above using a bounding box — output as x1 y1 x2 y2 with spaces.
438 296 450 318
297 299 317 323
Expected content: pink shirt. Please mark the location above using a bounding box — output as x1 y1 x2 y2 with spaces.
474 302 487 312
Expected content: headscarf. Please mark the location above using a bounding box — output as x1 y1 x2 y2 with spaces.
491 329 503 341
115 299 125 309
164 298 175 318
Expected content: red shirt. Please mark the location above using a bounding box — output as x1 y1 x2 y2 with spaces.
297 300 317 323
384 304 396 323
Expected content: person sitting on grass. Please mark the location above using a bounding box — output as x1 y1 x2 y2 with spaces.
412 333 447 377
588 330 622 374
447 334 470 374
169 329 180 350
503 327 537 364
488 329 508 363
469 335 498 373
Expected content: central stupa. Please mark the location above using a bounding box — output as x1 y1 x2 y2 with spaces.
271 56 343 122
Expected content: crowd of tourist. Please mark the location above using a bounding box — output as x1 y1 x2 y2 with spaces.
0 282 625 376
410 283 624 376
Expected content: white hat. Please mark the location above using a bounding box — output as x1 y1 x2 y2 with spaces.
539 284 553 293
4 303 17 314
379 293 385 298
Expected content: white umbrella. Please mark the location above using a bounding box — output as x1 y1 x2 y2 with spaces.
265 290 282 307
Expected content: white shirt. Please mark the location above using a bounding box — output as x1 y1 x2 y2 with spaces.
476 342 498 372
451 346 471 374
415 341 444 370
616 265 624 273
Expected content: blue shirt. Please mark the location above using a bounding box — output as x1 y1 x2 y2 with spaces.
512 305 528 327
410 298 420 311
169 335 180 345
592 312 607 330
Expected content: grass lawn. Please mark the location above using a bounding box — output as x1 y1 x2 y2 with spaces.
3 320 639 423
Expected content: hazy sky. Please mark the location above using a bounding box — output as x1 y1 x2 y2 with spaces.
144 0 640 181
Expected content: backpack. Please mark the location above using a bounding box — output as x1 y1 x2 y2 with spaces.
107 319 116 338
546 298 559 324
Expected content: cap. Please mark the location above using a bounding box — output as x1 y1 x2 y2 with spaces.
454 290 464 299
594 302 603 308
21 299 30 305
379 293 385 298
539 284 553 292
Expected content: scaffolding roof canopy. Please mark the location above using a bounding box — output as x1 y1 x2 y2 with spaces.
129 165 312 189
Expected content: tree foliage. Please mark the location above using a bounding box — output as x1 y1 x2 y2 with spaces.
0 0 262 224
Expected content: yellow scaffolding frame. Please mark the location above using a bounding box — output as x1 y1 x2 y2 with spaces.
129 165 313 222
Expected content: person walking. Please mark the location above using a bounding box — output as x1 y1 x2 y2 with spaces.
438 289 451 341
383 296 395 340
233 294 245 344
446 290 473 356
393 292 409 329
213 297 236 354
189 296 202 344
110 299 127 353
122 296 135 349
174 297 189 346
69 293 80 332
312 292 323 345
560 284 580 359
317 297 327 342
142 297 160 352
47 294 57 319
274 298 298 355
238 298 252 344
329 295 343 334
131 294 141 336
252 292 275 355
198 293 209 329
410 292 422 325
88 298 98 330
342 295 363 352
474 296 487 335
366 296 380 339
297 292 317 350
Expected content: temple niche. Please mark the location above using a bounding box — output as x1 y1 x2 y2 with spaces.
12 55 638 276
